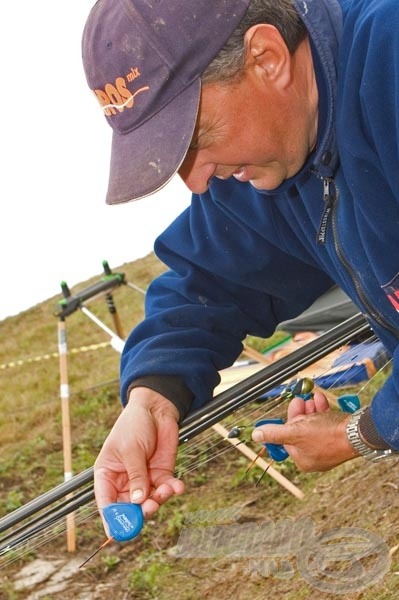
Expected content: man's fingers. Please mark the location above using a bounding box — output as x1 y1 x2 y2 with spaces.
94 464 130 509
94 444 152 508
141 497 162 517
149 478 185 505
92 390 182 536
141 478 185 517
287 390 330 420
313 390 330 412
287 396 307 419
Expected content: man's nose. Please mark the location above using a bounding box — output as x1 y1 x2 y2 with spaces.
178 155 217 194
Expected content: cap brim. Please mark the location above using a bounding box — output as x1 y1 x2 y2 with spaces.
106 79 201 204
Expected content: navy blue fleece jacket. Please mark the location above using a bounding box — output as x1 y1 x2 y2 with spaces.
120 0 399 448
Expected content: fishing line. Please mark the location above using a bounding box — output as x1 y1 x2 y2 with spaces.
0 314 377 559
0 504 98 569
176 329 387 477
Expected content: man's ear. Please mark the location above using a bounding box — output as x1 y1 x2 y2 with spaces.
244 24 292 89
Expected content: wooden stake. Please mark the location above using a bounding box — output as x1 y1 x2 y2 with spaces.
105 292 125 339
242 343 271 365
58 319 76 552
211 423 304 500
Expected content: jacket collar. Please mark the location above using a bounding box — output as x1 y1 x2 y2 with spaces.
293 0 343 178
253 0 343 196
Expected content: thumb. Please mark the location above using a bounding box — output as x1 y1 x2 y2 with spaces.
252 422 290 445
127 450 152 505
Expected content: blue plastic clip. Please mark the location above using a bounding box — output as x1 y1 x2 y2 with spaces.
337 394 361 414
254 380 313 463
255 418 289 461
102 503 144 542
254 388 360 466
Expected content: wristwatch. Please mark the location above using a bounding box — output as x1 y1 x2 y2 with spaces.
346 407 399 462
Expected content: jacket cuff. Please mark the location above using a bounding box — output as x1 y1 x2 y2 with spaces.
126 374 194 424
358 406 391 450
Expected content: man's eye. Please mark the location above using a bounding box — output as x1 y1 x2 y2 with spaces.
188 139 199 152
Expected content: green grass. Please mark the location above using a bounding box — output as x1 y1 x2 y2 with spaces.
0 254 164 507
0 252 396 600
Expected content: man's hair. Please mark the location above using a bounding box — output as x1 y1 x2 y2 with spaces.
202 0 306 84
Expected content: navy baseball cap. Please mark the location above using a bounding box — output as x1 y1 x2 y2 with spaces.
82 0 250 204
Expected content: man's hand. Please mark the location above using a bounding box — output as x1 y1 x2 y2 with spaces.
94 387 184 533
252 390 358 471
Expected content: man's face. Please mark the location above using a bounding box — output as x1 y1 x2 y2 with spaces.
179 40 318 195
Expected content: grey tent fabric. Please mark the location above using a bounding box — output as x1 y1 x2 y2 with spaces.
276 286 359 334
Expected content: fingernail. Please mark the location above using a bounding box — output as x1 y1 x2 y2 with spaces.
131 489 144 502
252 430 264 442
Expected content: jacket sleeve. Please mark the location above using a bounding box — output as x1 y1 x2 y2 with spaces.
367 346 399 450
120 180 335 416
348 0 399 449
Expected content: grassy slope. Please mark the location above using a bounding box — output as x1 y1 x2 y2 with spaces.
0 254 166 504
0 253 398 599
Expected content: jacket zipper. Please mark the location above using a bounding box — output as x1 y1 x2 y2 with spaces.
317 177 399 337
317 178 335 244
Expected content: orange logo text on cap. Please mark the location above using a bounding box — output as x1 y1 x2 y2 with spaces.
93 67 149 117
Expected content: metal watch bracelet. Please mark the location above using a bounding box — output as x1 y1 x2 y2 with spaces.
346 407 399 462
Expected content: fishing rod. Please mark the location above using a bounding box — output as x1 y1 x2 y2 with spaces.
0 488 95 554
180 312 370 440
0 312 370 548
0 468 94 535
